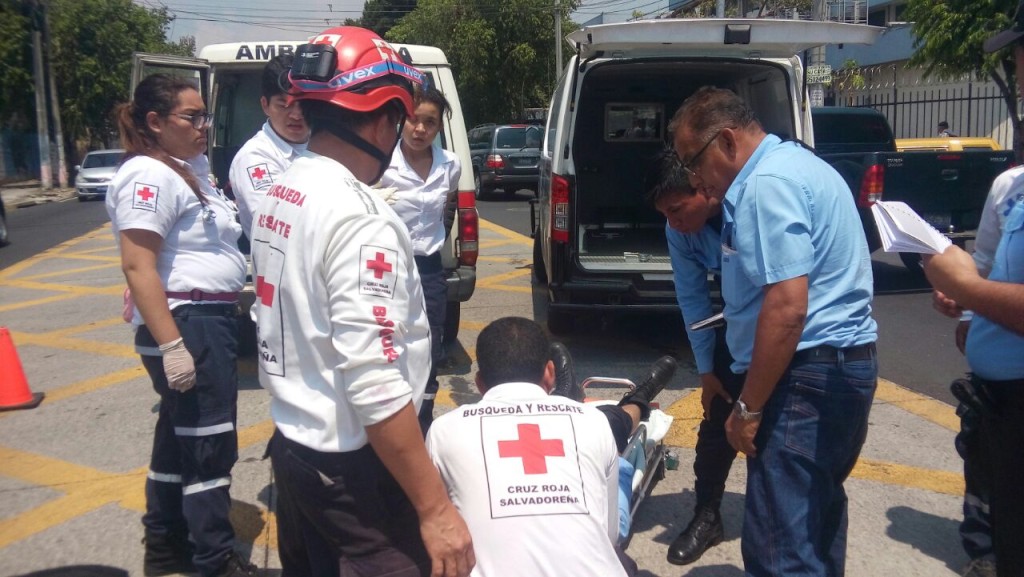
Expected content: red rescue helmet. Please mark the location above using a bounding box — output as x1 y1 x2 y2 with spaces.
287 27 423 118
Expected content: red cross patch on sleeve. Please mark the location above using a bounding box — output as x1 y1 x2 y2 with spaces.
247 163 274 190
359 245 398 299
131 182 159 212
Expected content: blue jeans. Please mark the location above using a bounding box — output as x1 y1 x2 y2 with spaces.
741 354 877 577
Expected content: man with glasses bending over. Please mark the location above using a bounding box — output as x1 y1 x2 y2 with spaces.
670 86 878 576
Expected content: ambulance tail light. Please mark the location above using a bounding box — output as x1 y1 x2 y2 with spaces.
858 164 884 207
551 174 570 244
457 190 479 267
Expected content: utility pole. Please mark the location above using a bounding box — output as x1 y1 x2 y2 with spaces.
555 0 562 77
41 0 67 188
30 0 52 189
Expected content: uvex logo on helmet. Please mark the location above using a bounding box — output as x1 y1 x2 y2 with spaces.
287 26 423 118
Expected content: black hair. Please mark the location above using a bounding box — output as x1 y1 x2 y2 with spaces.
115 73 204 201
476 317 551 389
262 54 294 100
643 149 695 205
414 86 450 120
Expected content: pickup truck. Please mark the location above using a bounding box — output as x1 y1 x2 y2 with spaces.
810 106 1014 271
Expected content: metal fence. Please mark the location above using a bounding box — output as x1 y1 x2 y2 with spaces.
830 64 1016 148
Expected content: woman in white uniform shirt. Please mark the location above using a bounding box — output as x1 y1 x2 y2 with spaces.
379 86 462 431
106 74 253 577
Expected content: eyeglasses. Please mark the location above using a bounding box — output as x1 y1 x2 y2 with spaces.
172 112 214 130
681 129 722 178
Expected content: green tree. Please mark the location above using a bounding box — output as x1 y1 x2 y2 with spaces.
905 0 1021 156
0 1 34 132
386 0 578 126
358 0 418 36
48 0 194 154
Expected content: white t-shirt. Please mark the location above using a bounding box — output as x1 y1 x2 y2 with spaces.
250 151 431 453
974 165 1024 277
228 121 308 239
426 382 626 577
378 143 461 256
106 154 246 325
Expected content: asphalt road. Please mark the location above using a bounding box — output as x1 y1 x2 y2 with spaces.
0 198 110 269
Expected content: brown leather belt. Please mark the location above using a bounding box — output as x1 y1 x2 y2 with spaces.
165 289 240 303
792 343 876 364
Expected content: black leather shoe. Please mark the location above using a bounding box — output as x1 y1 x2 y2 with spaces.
142 528 196 576
619 355 677 421
550 342 584 402
667 505 724 566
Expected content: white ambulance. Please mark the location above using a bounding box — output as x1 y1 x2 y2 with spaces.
533 19 881 334
131 41 479 352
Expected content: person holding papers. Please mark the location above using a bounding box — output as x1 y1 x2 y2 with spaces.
671 86 877 576
920 8 1024 576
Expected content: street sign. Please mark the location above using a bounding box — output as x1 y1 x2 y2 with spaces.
806 64 833 85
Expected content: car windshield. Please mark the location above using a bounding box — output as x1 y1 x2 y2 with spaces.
495 127 541 149
82 151 124 169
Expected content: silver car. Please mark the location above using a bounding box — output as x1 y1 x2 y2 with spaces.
75 149 125 201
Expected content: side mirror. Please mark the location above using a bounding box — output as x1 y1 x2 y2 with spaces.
74 165 81 171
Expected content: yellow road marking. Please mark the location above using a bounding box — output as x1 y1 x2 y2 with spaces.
658 388 963 496
36 366 147 405
0 293 79 314
477 256 527 263
0 418 279 550
875 377 958 432
0 279 123 296
479 220 531 245
10 330 137 359
19 262 121 282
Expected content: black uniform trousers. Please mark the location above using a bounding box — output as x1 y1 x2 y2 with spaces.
269 430 431 577
971 375 1024 577
414 251 447 432
692 326 745 509
137 304 239 576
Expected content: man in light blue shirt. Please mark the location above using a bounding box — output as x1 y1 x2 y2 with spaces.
671 86 878 577
644 151 744 566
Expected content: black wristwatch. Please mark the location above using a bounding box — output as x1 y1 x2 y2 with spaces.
733 399 763 421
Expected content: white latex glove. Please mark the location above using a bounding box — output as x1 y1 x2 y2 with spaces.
371 186 399 205
159 337 196 392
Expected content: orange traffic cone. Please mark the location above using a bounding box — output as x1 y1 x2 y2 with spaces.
0 327 43 411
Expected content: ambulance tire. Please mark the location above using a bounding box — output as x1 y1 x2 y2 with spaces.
443 302 460 345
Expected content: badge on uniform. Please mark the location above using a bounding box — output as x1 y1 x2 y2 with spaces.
359 245 398 298
247 163 274 190
131 182 159 212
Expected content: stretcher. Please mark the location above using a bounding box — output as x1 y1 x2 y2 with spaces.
550 345 676 544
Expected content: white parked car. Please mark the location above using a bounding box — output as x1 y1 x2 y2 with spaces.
75 149 125 201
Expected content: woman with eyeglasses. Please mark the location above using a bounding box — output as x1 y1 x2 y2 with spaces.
106 74 254 577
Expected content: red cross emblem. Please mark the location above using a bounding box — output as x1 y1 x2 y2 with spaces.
251 166 266 180
255 275 275 307
498 423 565 475
366 252 393 280
137 186 155 201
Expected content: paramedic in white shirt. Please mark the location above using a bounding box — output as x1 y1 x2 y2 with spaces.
228 54 309 239
379 85 462 431
248 27 473 577
427 317 637 577
106 73 254 577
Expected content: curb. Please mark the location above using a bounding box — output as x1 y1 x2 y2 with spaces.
5 189 76 210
